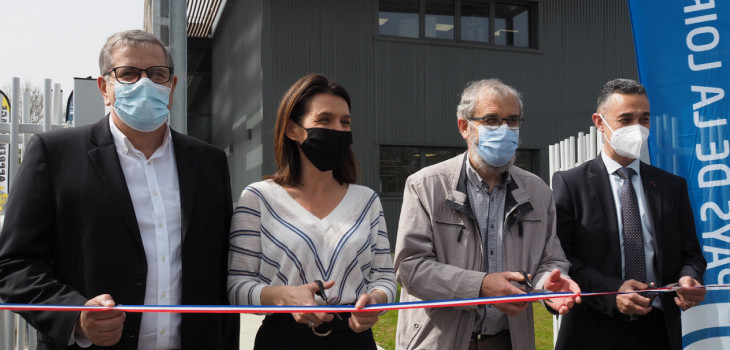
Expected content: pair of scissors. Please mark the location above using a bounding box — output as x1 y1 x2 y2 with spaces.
314 280 343 321
629 282 679 321
518 271 552 303
640 282 679 304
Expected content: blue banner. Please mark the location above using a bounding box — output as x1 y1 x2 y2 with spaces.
628 0 730 348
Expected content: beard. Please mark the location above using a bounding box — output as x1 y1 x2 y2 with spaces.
468 128 515 174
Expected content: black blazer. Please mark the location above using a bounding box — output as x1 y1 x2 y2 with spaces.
551 156 706 350
0 117 239 349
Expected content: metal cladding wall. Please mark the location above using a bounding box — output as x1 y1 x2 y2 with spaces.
211 0 265 197
210 0 638 244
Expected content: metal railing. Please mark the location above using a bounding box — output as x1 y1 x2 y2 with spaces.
0 76 70 350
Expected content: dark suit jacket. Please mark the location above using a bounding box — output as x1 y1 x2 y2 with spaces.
0 117 239 349
552 156 706 350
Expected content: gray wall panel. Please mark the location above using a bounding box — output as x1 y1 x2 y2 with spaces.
210 0 638 244
212 0 265 199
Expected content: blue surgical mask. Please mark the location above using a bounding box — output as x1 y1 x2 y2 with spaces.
113 78 171 132
469 122 519 166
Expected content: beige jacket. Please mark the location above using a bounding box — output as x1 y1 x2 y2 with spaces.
394 153 569 350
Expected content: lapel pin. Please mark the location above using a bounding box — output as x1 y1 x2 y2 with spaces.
650 181 656 187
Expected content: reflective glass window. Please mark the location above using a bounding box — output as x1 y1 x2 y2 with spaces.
461 1 490 43
494 3 530 47
379 0 420 38
425 0 455 39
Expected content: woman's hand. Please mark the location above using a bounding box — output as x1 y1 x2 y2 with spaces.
261 281 335 327
349 290 387 333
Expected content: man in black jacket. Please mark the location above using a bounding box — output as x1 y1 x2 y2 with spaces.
0 30 238 349
553 78 706 350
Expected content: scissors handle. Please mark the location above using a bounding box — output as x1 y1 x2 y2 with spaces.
313 280 343 321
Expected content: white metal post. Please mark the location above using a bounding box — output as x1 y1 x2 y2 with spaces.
22 91 31 159
1 310 13 350
569 136 576 169
577 132 585 164
8 78 19 191
44 79 52 132
16 313 27 349
53 83 63 124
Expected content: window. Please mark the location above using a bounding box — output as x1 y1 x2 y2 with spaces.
380 146 539 196
425 0 455 40
379 0 420 38
380 146 466 195
494 3 530 47
378 0 537 48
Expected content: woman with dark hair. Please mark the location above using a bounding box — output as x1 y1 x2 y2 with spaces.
228 74 396 349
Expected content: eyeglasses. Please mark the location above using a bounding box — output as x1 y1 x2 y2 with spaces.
107 66 173 85
468 116 524 130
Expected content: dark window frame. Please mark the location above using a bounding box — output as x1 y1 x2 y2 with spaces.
379 145 466 196
379 145 540 197
377 0 540 50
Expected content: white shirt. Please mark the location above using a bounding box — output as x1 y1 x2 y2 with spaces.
110 118 183 349
601 152 659 294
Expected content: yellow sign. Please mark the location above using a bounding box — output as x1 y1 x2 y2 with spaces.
0 90 9 215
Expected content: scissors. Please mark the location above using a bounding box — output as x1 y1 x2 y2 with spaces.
640 282 680 304
518 271 552 303
629 282 679 321
314 280 343 321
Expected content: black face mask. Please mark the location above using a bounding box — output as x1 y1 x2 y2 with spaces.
298 127 353 172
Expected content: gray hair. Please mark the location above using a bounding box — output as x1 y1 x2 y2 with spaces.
99 29 174 75
457 78 523 120
596 78 646 112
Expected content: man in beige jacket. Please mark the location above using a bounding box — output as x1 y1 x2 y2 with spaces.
394 79 580 350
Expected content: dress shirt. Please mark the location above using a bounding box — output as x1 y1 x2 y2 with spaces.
109 118 183 349
465 159 509 335
601 152 660 307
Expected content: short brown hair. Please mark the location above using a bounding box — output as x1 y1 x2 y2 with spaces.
268 74 359 186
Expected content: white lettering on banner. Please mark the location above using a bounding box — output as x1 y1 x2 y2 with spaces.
701 201 730 221
703 246 730 270
698 164 730 188
719 268 730 284
691 86 726 127
684 0 730 304
696 140 729 161
684 1 722 71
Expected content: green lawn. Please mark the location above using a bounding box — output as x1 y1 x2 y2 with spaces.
373 288 555 350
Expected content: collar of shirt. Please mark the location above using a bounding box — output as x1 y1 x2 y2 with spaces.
109 117 173 160
601 151 641 178
465 158 510 192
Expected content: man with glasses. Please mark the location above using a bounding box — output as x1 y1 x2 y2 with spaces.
394 78 580 350
0 30 238 349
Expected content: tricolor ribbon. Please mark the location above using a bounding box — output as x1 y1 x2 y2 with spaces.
0 284 726 314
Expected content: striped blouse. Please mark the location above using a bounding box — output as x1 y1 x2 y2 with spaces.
227 180 396 307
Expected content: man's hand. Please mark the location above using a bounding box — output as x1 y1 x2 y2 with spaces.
75 294 125 346
675 276 705 310
479 272 529 317
542 269 582 315
615 280 651 316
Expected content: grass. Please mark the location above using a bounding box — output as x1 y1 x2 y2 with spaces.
373 285 555 350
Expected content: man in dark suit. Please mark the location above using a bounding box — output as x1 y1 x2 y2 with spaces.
0 30 238 349
552 78 706 350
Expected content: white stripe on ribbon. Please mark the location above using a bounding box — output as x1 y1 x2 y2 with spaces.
0 285 726 314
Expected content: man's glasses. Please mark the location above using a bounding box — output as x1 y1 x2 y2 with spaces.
107 66 173 85
469 116 524 130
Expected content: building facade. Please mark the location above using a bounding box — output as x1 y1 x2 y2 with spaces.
188 0 638 245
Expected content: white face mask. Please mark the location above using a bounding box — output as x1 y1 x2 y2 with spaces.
599 114 650 159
